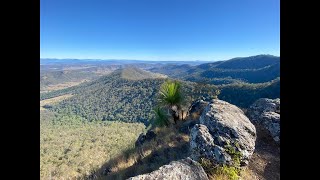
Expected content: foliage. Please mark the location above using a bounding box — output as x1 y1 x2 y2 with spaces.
43 70 166 125
214 55 279 69
41 70 221 126
121 67 166 80
40 113 145 179
150 55 280 84
224 145 242 167
41 67 278 127
40 85 80 100
199 158 240 180
156 80 186 125
214 165 240 180
153 107 170 127
190 81 219 101
219 77 280 108
199 144 243 180
158 80 183 107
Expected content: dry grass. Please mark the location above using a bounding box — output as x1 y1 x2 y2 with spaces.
93 126 190 180
40 119 145 180
40 94 73 111
40 111 279 180
239 167 259 180
209 174 231 180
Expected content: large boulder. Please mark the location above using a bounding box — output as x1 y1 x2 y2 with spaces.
190 99 256 166
247 98 280 143
127 157 209 180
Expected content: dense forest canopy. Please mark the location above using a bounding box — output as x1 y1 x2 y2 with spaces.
40 55 280 125
41 68 221 125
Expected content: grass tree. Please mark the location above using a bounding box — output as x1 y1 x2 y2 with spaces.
158 80 183 124
153 107 170 127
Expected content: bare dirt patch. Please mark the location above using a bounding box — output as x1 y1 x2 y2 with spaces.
243 125 280 180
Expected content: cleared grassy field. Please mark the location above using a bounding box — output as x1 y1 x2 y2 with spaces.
40 94 73 111
40 80 88 93
40 117 145 180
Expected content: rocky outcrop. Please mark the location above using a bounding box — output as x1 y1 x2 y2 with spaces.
127 157 209 180
190 124 232 164
247 98 280 143
190 99 256 166
187 99 209 120
179 119 199 134
179 99 209 134
135 130 157 147
248 98 280 120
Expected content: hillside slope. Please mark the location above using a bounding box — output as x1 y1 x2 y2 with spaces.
214 54 279 69
150 55 280 84
43 68 166 124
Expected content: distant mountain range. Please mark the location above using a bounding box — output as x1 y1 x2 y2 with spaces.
149 55 280 84
40 58 210 66
40 54 280 123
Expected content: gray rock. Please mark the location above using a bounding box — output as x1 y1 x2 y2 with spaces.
248 98 280 143
190 99 256 166
248 98 280 121
190 124 232 165
260 111 280 142
179 99 209 134
179 119 199 134
127 157 209 180
187 99 210 120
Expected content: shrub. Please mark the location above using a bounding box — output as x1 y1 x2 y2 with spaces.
153 107 170 127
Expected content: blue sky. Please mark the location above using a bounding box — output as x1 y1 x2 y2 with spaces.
40 0 279 61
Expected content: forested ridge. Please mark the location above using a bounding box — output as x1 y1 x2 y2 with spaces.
150 55 280 84
219 77 280 107
41 68 219 125
42 68 170 124
41 56 280 125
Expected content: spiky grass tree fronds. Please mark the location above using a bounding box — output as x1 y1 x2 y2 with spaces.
158 80 184 124
158 80 183 107
153 107 170 127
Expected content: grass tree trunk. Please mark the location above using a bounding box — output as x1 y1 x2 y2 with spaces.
171 105 180 124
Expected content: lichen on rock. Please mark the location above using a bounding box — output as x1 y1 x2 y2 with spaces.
190 99 256 166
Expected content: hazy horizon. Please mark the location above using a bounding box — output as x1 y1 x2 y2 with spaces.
40 54 279 62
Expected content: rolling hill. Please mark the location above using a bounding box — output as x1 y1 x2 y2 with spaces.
41 68 170 124
150 55 280 84
41 55 280 126
213 54 279 69
41 67 221 124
